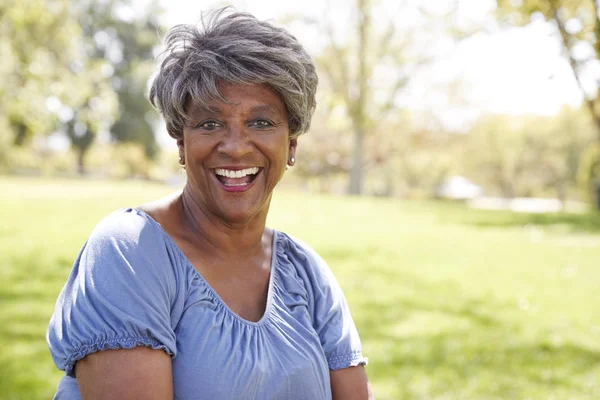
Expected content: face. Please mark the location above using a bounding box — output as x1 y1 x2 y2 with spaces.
179 83 296 225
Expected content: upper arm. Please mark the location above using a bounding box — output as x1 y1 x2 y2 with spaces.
76 347 173 400
330 365 374 400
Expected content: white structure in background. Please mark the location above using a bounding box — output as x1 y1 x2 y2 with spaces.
508 198 562 213
469 197 563 213
437 177 564 213
436 175 482 200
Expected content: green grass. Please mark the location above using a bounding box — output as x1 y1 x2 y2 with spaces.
1 176 599 399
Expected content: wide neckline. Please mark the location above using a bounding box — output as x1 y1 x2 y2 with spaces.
131 208 278 327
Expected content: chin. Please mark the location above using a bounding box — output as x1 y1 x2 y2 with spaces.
213 190 273 224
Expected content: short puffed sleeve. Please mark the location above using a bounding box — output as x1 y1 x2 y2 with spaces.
284 235 368 370
47 209 180 377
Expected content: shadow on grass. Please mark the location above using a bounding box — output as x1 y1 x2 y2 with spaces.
370 332 600 399
0 249 69 399
467 210 600 233
428 201 600 234
339 255 600 399
0 356 23 399
0 353 58 400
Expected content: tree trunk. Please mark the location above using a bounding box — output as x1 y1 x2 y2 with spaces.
348 0 369 195
77 147 88 176
556 181 567 210
383 160 395 197
550 5 600 143
349 126 364 195
496 166 515 199
12 122 28 146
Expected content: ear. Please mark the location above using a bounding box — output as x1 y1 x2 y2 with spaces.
288 138 297 166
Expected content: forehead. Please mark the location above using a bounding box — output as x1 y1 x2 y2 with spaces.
186 83 287 116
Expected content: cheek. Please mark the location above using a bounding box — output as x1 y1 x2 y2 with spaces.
185 137 215 156
258 134 290 160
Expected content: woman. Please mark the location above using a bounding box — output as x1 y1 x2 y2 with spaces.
47 8 372 399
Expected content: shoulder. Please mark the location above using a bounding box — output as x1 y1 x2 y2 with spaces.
77 208 183 291
88 208 162 247
276 231 338 292
278 232 327 269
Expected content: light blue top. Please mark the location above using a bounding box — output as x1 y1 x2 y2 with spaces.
47 208 366 399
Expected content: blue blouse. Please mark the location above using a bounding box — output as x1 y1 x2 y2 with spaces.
47 208 367 399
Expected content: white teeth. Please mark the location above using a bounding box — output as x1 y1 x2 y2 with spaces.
214 167 259 179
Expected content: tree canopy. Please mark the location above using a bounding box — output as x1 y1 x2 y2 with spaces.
0 0 163 173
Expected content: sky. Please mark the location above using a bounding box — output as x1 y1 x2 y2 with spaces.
151 0 585 139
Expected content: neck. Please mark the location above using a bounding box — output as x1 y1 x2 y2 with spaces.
177 185 270 260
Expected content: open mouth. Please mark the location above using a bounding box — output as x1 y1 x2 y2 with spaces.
214 167 261 187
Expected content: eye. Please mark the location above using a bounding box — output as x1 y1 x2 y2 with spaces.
249 119 274 129
196 120 222 130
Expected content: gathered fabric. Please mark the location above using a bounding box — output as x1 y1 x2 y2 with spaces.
47 208 367 400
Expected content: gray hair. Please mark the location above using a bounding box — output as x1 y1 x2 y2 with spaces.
149 8 318 140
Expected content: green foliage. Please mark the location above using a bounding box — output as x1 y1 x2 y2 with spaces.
2 142 169 180
84 143 155 179
296 104 596 200
108 143 153 179
3 146 78 177
0 0 164 174
0 0 84 144
463 107 596 200
496 0 599 65
293 108 352 192
300 0 484 194
304 0 416 194
1 177 600 398
73 0 164 159
496 0 595 30
496 0 600 145
369 116 461 198
0 115 13 171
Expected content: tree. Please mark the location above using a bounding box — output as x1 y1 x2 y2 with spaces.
0 0 123 174
308 0 410 195
62 77 118 174
297 0 474 195
72 0 164 159
496 0 600 203
463 107 595 200
0 0 85 145
496 0 600 139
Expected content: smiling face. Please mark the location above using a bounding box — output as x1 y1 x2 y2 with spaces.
179 83 296 225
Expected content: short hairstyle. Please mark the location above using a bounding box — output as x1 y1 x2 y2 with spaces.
149 8 318 140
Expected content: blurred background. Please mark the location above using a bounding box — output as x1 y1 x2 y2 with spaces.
1 0 599 399
2 0 600 203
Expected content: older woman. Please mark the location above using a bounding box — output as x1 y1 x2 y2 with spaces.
47 8 371 400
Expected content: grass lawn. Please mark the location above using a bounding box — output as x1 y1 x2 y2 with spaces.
1 176 599 399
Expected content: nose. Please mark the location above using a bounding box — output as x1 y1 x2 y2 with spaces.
217 122 254 159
